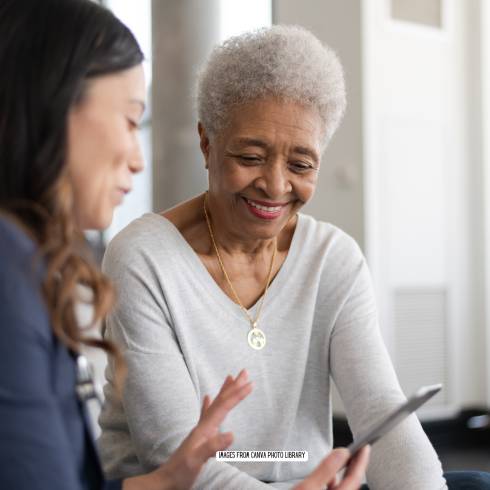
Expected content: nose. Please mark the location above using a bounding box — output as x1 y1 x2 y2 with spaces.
128 136 144 174
254 159 292 198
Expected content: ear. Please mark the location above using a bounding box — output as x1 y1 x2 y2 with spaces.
198 122 210 169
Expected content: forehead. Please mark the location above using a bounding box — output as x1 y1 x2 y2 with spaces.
80 64 146 111
221 98 324 150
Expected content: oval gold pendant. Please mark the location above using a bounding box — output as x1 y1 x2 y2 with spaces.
248 327 266 350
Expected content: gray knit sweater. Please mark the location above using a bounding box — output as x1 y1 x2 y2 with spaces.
98 212 447 489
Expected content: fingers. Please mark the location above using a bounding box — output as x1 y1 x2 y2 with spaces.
293 448 351 490
336 446 370 490
214 370 248 404
221 374 235 389
190 371 253 449
199 381 253 434
157 431 235 490
157 372 252 490
191 431 234 467
199 373 236 420
293 446 370 490
199 371 253 431
205 370 248 411
199 395 211 420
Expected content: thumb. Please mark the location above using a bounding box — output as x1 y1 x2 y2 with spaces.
295 448 350 489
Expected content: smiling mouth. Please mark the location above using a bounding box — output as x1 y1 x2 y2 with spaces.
245 198 283 212
242 197 289 220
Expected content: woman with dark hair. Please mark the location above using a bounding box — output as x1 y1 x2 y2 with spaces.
0 0 369 489
0 0 254 488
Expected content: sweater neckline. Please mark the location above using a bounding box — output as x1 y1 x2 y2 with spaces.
150 212 305 322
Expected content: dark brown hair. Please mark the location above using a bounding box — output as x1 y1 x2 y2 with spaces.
0 0 144 385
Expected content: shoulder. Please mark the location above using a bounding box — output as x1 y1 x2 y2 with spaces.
102 213 185 279
296 213 364 267
294 213 369 299
0 215 39 282
105 213 179 257
295 214 375 315
0 216 51 342
0 215 36 260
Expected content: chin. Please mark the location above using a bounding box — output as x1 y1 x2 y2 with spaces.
97 213 114 231
245 220 288 239
81 212 113 231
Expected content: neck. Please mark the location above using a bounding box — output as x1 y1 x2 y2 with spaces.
213 229 276 257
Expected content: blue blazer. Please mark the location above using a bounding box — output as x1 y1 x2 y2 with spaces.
0 217 121 490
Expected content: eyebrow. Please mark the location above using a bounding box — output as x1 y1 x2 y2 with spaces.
292 145 319 165
232 137 319 164
233 137 269 149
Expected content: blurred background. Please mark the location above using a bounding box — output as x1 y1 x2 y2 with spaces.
88 0 490 471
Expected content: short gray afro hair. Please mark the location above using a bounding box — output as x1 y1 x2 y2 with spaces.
196 25 346 146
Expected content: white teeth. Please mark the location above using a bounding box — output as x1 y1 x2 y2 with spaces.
246 199 282 212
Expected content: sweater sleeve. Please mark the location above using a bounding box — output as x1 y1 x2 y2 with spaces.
100 236 272 489
0 230 83 490
329 248 447 490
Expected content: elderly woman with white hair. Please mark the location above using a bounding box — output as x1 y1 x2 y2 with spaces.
97 26 453 489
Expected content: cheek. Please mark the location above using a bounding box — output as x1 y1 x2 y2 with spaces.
292 174 318 205
66 111 129 228
72 158 114 196
70 162 119 229
211 158 252 190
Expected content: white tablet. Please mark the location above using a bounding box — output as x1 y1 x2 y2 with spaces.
347 384 442 455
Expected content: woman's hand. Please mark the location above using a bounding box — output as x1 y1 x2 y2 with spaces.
123 369 253 490
293 446 370 490
123 370 368 490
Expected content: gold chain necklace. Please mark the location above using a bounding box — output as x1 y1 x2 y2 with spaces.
203 192 276 350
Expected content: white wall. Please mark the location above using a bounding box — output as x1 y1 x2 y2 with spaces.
479 0 490 406
275 0 489 414
151 0 272 213
479 0 490 407
96 0 489 418
104 0 153 242
273 0 365 249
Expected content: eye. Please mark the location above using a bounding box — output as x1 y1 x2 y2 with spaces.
127 118 140 131
288 161 317 173
238 155 263 165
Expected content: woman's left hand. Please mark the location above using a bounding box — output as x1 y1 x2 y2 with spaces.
123 369 253 490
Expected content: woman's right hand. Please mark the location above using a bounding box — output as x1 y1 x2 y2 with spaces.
123 369 369 490
293 446 370 490
123 369 253 490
